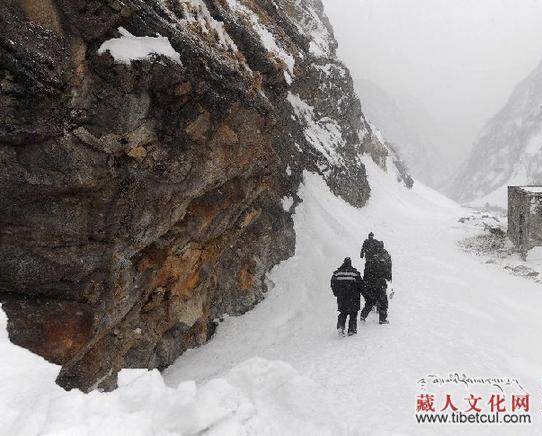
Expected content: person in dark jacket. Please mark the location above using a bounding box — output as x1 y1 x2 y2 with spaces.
360 232 379 260
331 257 363 336
360 232 381 277
361 241 392 324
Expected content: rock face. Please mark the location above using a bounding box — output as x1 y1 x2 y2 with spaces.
446 59 542 207
0 0 395 391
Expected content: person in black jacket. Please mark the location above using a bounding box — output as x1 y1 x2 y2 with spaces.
361 241 392 324
360 232 380 276
360 232 379 258
331 257 364 336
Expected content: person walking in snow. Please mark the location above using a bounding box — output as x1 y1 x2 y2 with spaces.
360 232 380 276
331 257 364 336
360 241 392 325
360 232 379 260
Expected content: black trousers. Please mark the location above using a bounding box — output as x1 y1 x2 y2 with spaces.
337 311 358 333
360 290 388 322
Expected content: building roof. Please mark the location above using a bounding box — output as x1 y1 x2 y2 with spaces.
509 185 542 194
519 186 542 194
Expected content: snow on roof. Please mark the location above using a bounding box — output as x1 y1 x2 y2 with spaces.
98 28 181 64
518 186 542 194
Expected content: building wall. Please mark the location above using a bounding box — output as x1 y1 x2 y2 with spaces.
508 186 542 250
508 187 527 247
527 195 542 248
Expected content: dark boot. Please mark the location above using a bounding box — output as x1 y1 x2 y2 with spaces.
337 312 347 335
378 308 388 324
348 312 358 335
378 290 389 324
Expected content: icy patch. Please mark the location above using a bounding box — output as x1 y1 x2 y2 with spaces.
287 92 343 165
98 28 181 64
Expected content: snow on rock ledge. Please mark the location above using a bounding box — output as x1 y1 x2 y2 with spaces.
287 92 344 166
98 27 182 64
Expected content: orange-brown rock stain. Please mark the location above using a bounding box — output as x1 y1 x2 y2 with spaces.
238 268 253 290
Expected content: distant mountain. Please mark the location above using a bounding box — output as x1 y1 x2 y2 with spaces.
446 60 542 207
354 79 448 187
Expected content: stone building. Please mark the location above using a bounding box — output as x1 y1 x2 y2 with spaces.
508 186 542 250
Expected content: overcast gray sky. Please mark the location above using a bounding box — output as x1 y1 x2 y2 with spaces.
322 0 542 169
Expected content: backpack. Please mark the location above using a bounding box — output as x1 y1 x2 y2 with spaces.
373 250 392 281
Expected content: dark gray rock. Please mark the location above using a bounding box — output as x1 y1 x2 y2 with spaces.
0 0 392 391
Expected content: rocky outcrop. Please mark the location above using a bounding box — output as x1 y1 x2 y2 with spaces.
364 124 414 189
0 0 390 391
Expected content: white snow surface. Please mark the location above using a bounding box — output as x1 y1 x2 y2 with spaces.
2 160 542 435
0 309 341 436
98 28 181 64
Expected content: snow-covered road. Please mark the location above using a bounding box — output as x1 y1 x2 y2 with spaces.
164 160 542 435
2 160 541 435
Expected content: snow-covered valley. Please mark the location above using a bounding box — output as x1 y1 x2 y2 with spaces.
2 160 542 435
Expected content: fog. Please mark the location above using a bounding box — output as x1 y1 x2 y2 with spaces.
322 0 542 174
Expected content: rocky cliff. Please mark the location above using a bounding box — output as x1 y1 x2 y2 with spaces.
446 59 542 207
0 0 399 391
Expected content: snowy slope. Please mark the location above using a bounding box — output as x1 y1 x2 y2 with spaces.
448 59 542 207
164 162 542 435
2 162 542 435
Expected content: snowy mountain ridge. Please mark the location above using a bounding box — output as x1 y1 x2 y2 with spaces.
447 59 542 207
